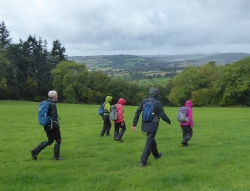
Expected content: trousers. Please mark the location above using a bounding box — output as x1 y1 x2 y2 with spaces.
33 128 62 158
101 115 111 136
181 125 193 144
141 132 159 164
114 121 126 139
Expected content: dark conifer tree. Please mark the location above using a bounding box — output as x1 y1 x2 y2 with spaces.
0 21 12 50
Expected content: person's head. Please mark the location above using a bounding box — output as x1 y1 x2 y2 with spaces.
117 98 126 105
185 100 193 107
149 87 159 98
48 90 58 101
105 96 112 103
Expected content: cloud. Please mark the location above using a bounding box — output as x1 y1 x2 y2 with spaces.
1 0 250 56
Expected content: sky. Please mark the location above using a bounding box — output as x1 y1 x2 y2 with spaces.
1 0 250 56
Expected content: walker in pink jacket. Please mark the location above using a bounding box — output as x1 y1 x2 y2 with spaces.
180 100 194 128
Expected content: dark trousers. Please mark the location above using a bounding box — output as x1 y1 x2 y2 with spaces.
141 132 159 164
181 125 193 144
114 121 126 139
101 115 111 136
33 128 62 158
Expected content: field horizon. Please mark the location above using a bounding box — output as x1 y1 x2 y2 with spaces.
0 101 250 191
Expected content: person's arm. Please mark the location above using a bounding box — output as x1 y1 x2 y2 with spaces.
50 103 59 128
50 103 58 121
188 108 194 128
132 102 143 130
158 102 171 124
117 104 124 124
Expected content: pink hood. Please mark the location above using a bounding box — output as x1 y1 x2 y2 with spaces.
117 98 126 105
185 100 193 108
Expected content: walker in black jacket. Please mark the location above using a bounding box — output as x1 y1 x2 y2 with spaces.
30 90 64 160
132 87 171 167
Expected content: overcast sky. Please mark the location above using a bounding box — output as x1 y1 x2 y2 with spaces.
1 0 250 56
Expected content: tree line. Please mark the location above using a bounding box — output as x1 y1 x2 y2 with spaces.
1 21 250 106
0 21 67 100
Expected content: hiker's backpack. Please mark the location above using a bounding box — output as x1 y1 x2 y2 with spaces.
98 103 106 115
142 98 155 122
38 101 51 126
177 106 189 122
110 105 118 121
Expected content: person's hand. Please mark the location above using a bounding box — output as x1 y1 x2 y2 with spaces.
191 126 194 129
132 126 136 131
121 121 124 126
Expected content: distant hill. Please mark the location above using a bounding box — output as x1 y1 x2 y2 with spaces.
141 53 220 62
143 52 250 64
196 53 250 65
68 52 250 71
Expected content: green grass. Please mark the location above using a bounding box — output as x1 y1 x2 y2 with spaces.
0 101 250 191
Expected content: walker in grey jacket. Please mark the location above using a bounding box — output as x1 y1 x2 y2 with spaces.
132 87 171 167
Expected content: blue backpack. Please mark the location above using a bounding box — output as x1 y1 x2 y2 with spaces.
38 101 51 126
142 98 155 122
98 102 106 115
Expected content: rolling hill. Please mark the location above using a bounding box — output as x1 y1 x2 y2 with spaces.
68 52 250 71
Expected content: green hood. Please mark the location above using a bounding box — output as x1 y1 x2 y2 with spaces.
105 96 112 103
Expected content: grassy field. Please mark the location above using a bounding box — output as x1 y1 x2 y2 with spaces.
0 101 250 191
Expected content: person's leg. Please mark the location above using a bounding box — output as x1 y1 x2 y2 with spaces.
181 126 186 139
140 132 156 165
183 125 193 144
181 125 192 146
106 119 111 136
151 136 161 158
53 129 63 160
30 131 54 160
100 115 109 136
114 123 119 140
117 121 126 139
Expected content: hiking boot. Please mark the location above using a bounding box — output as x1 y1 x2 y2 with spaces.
155 152 162 159
30 150 37 160
53 157 64 160
181 142 188 147
140 163 148 168
115 137 123 142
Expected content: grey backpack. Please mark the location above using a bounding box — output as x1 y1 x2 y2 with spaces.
177 106 189 122
109 105 118 121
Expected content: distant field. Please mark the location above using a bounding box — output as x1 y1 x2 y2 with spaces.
1 101 250 190
137 77 172 84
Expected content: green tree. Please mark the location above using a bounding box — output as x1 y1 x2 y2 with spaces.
50 40 67 69
110 78 132 103
52 61 89 103
0 21 12 50
220 57 250 105
168 66 205 106
0 47 10 98
88 71 112 103
192 61 224 106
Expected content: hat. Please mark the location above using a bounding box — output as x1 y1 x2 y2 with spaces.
48 90 57 98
